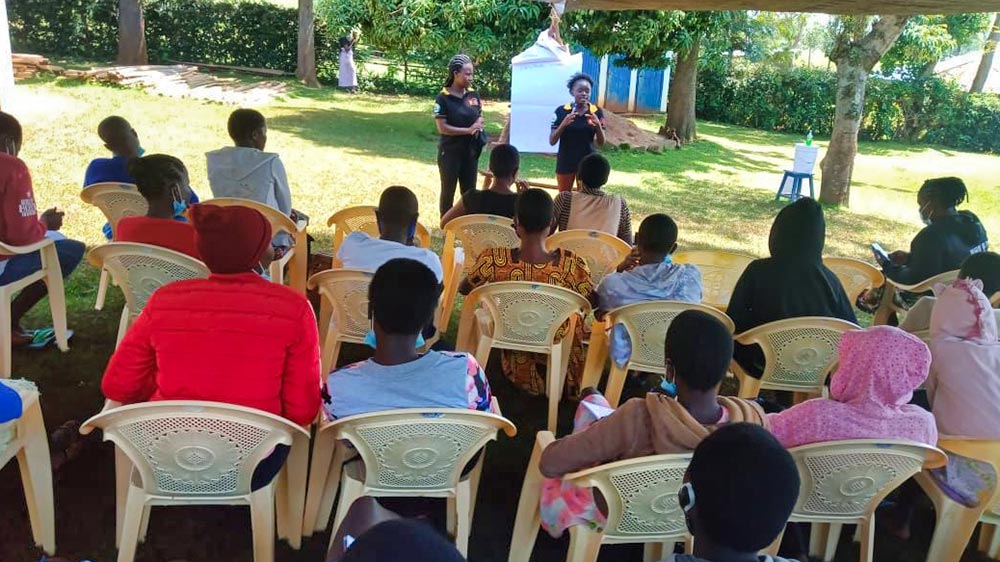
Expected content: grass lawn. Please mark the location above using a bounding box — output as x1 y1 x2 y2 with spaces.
1 74 998 562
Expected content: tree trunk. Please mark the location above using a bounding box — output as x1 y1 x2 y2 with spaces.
665 36 699 143
116 0 148 65
971 12 1000 94
296 0 319 87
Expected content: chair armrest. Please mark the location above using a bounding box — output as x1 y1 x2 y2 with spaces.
0 237 53 256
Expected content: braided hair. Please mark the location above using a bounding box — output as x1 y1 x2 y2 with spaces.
919 177 969 210
127 154 187 202
445 54 473 87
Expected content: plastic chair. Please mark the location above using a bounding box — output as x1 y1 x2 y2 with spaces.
327 205 432 254
672 250 754 312
456 281 591 432
765 439 946 562
441 213 519 278
873 269 959 326
0 382 55 554
581 301 734 408
731 317 859 401
823 257 885 305
310 406 515 557
205 198 309 294
88 243 210 346
509 431 692 562
80 401 310 562
916 438 1000 562
0 238 70 378
306 269 373 374
435 250 466 340
81 182 146 310
547 229 631 285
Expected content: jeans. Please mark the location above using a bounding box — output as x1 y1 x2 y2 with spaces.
437 143 479 217
0 238 85 286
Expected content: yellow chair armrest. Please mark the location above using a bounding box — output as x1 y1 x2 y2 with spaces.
0 237 54 256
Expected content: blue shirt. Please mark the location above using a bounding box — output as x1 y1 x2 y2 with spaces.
0 381 23 423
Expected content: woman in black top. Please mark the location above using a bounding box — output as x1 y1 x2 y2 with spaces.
549 73 606 192
434 54 485 216
440 144 522 227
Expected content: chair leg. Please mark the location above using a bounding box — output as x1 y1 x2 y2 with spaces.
115 448 131 546
116 306 130 348
315 446 349 532
924 498 986 562
318 299 332 347
604 362 628 408
321 331 342 375
290 238 309 295
96 267 110 311
17 400 55 554
734 364 762 400
330 473 365 549
42 246 69 352
823 523 843 562
454 482 472 556
474 336 493 374
116 486 145 562
546 345 565 433
643 542 664 562
507 432 554 562
1 290 10 378
580 320 608 392
280 431 309 548
466 451 486 526
249 487 277 562
138 505 151 543
566 526 602 562
857 521 875 562
873 284 897 326
808 522 828 559
303 433 337 535
978 524 995 554
988 523 1000 558
269 257 286 286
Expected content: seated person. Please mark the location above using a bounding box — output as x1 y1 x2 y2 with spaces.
0 112 85 347
459 188 594 397
665 423 800 562
115 154 200 259
597 213 701 369
899 251 1000 334
440 144 522 227
553 154 633 244
324 258 491 420
728 197 856 378
537 310 766 537
206 108 291 216
768 325 937 448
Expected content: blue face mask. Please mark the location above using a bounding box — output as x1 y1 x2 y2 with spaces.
173 198 188 218
363 329 425 350
663 255 673 265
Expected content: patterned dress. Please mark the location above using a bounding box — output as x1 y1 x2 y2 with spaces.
465 247 594 396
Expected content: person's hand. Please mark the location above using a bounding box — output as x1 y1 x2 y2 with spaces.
40 207 64 231
889 250 909 266
514 180 529 192
468 116 484 135
617 246 641 273
585 112 599 128
560 112 578 129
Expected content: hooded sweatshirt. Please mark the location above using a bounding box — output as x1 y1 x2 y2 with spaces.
728 198 856 377
886 210 989 285
768 326 938 448
205 146 292 215
926 279 1000 437
539 393 767 478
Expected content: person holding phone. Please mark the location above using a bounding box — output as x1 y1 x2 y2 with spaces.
434 54 485 217
550 73 606 192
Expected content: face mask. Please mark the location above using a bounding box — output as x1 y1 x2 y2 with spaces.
919 204 932 226
137 146 146 157
662 255 673 265
173 198 188 218
363 329 425 350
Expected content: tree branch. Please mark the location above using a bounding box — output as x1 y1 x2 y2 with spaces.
859 14 909 70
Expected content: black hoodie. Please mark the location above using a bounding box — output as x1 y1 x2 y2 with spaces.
728 198 857 378
885 210 989 285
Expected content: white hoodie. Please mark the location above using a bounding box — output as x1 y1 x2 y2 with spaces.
205 147 292 215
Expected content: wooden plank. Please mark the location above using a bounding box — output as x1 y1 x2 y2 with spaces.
556 0 1000 13
166 60 292 77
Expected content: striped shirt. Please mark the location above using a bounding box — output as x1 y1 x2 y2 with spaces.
553 187 633 244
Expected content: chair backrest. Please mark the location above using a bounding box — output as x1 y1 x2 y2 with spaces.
464 281 591 353
442 214 518 275
328 205 431 250
327 408 516 495
80 182 147 233
673 250 755 311
736 316 860 393
307 269 374 342
786 439 945 522
609 300 735 373
88 243 210 322
202 197 301 236
547 229 631 285
564 453 692 544
889 269 960 294
937 437 1000 516
81 401 307 497
823 257 886 304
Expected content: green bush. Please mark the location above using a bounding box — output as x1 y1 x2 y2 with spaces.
8 0 118 60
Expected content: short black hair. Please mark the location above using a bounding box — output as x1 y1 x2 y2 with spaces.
126 154 187 201
378 185 419 227
489 144 520 179
960 251 1000 298
689 423 799 552
98 115 132 144
566 72 594 92
0 112 23 148
577 153 610 190
340 519 466 562
515 188 554 234
919 177 968 209
637 214 678 255
227 108 266 143
665 310 733 391
370 258 440 335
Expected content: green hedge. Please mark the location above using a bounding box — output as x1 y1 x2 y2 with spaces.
697 64 1000 153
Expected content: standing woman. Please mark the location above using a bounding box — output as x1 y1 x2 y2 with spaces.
338 33 358 93
550 73 606 192
434 54 485 217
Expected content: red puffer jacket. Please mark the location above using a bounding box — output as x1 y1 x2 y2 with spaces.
102 272 321 426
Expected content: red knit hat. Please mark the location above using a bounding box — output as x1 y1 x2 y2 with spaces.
190 204 272 274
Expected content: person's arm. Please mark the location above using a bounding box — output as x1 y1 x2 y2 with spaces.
271 157 293 216
886 229 946 285
101 300 159 404
553 192 570 232
440 198 467 228
433 94 481 137
550 108 576 145
540 398 652 477
616 198 633 244
591 108 607 147
463 354 493 412
1 161 46 246
281 300 322 426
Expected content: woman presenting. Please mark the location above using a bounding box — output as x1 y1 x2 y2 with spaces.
434 54 485 216
549 73 606 192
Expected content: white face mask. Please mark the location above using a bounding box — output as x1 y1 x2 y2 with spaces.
919 203 933 226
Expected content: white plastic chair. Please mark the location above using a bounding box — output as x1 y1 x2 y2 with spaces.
0 238 70 378
456 281 591 432
307 406 515 557
547 229 631 286
765 439 946 562
441 213 519 277
81 182 146 310
673 250 754 312
581 301 735 407
509 431 692 562
87 243 210 346
823 257 885 305
80 401 310 562
327 205 432 255
732 317 860 402
874 270 959 326
0 381 55 554
307 269 373 374
204 198 309 294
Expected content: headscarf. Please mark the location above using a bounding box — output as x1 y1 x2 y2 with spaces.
190 204 272 274
768 196 825 264
338 519 466 562
768 326 938 448
444 54 472 87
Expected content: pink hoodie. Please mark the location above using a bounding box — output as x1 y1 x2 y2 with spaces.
927 279 1000 438
769 326 938 448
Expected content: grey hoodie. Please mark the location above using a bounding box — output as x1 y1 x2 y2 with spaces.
205 146 292 215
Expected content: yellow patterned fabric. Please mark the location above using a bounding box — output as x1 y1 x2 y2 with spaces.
466 247 594 396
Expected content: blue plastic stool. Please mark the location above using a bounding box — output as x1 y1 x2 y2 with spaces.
775 171 815 202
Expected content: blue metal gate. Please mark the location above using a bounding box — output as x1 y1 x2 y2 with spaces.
604 56 631 113
635 68 665 113
581 48 601 104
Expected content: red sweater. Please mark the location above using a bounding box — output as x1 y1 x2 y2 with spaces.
102 272 321 425
115 216 201 260
0 154 45 258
